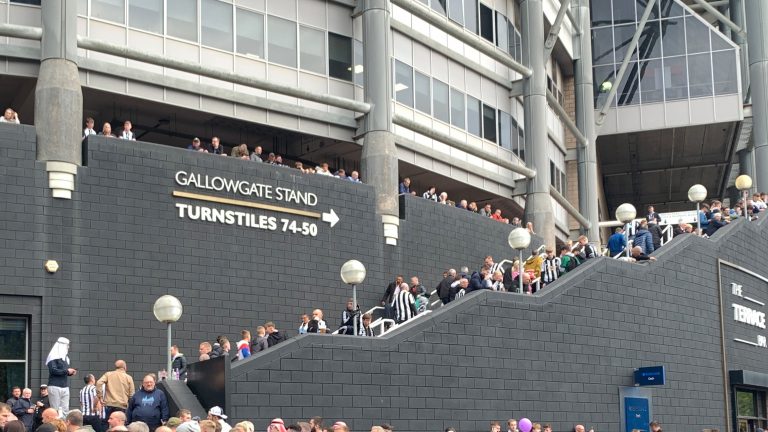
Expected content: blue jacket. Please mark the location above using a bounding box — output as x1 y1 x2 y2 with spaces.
126 388 169 428
634 229 654 255
607 233 627 256
698 211 710 229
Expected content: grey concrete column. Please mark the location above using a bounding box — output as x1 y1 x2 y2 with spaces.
730 0 749 94
738 148 754 179
745 1 768 192
35 0 82 199
521 0 555 248
574 0 600 243
359 0 399 245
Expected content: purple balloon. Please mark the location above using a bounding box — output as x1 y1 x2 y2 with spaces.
518 418 533 432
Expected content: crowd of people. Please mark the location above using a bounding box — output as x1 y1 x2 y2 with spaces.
399 178 537 229
606 201 767 260
81 117 364 183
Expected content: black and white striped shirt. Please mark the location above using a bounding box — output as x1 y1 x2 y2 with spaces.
394 290 416 323
542 256 561 284
80 384 101 417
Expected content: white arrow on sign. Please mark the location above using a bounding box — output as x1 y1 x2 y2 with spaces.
322 209 340 228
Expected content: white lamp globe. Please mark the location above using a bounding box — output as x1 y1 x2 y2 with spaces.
340 260 367 285
735 175 753 191
153 295 183 324
507 227 531 250
615 203 637 224
687 184 708 203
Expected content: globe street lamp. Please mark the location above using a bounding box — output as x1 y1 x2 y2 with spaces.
735 174 752 222
508 228 531 294
615 203 637 258
340 260 366 336
153 295 183 379
688 184 707 235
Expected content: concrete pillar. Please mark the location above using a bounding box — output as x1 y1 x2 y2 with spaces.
521 0 555 248
359 0 399 245
738 148 754 179
730 0 749 94
573 0 600 244
35 0 82 199
745 0 768 192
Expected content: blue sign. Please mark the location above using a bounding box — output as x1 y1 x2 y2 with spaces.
634 366 666 386
624 397 650 432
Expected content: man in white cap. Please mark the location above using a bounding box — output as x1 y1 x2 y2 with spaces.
46 337 76 416
207 407 230 432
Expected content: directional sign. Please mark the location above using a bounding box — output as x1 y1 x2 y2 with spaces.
322 209 339 228
634 366 665 386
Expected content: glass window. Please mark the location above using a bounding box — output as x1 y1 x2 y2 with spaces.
394 60 414 107
660 17 684 57
168 0 198 42
448 0 463 25
353 40 364 86
711 29 732 51
663 55 687 100
590 0 612 27
9 0 41 4
550 161 556 187
613 24 637 63
431 0 447 16
299 26 326 75
433 79 450 123
561 171 566 195
658 0 683 18
0 317 27 402
612 0 635 24
638 59 663 103
737 391 756 417
593 64 616 107
464 0 478 34
129 0 162 33
202 0 233 51
517 125 525 161
467 96 481 136
415 71 431 114
78 0 87 15
482 104 496 142
639 21 662 60
636 0 660 21
450 88 465 129
687 52 712 98
617 62 640 105
236 9 264 58
685 16 709 54
268 15 297 68
713 50 738 95
511 117 519 154
329 32 353 81
592 27 615 66
499 111 511 150
479 3 494 43
92 0 125 24
496 12 508 53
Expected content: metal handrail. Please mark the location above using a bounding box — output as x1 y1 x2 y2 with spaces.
379 310 433 336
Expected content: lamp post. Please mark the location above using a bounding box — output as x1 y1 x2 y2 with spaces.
508 228 531 294
735 174 753 222
153 295 183 379
340 260 366 336
688 184 708 235
615 203 637 258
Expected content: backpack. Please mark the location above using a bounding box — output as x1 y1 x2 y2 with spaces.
565 255 580 272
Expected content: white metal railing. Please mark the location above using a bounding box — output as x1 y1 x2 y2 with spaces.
379 310 433 336
330 305 386 335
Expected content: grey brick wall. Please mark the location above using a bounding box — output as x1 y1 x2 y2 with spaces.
226 215 768 431
2 124 768 432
